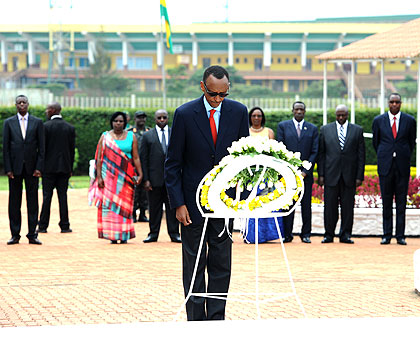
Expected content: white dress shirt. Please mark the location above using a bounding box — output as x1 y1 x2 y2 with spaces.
156 125 169 145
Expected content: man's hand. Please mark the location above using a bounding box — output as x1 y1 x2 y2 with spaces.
318 176 324 186
7 172 14 179
33 170 41 177
144 180 153 191
356 179 363 187
301 171 307 178
176 205 192 226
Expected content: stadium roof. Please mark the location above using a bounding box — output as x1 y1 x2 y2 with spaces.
316 17 420 60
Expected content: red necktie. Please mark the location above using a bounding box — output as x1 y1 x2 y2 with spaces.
392 116 397 139
209 109 217 146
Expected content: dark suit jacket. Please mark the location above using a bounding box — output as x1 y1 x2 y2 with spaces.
276 119 318 182
165 95 249 224
140 127 171 187
372 112 416 178
318 122 365 187
3 114 45 175
44 117 76 174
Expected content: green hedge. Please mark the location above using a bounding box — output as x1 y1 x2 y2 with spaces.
0 105 417 174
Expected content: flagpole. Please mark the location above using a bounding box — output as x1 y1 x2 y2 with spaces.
160 14 167 111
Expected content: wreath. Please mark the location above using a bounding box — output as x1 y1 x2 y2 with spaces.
197 136 311 217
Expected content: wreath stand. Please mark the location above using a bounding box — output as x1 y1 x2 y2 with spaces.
174 154 307 320
174 213 307 320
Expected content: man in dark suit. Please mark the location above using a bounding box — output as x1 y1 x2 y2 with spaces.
276 101 318 243
165 65 249 321
128 110 150 223
372 93 416 245
38 102 75 233
3 95 44 245
140 109 181 243
318 104 365 244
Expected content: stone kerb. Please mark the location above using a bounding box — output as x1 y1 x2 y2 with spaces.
292 205 420 236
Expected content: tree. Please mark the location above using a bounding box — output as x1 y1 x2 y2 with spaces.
395 75 417 97
166 65 188 95
81 41 134 96
302 80 347 98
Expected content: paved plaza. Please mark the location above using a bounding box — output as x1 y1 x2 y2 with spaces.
0 188 419 332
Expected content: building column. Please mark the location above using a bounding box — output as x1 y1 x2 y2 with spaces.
228 33 234 66
88 40 96 64
122 40 128 70
263 32 271 70
301 33 308 69
1 40 7 71
191 33 198 69
27 39 35 67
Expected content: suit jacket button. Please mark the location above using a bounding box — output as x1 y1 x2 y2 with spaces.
211 155 215 159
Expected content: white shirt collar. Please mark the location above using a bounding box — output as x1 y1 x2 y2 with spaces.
203 96 222 114
292 118 304 128
51 114 62 120
17 113 28 120
336 120 348 130
388 111 401 121
155 125 168 132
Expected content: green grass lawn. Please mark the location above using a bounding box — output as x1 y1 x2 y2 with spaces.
0 175 91 191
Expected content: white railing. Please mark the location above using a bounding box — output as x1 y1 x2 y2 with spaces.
0 92 418 110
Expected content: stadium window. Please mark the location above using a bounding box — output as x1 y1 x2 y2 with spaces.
277 58 281 63
244 58 248 63
236 57 240 63
217 57 222 63
203 58 211 68
293 58 297 64
285 58 289 64
225 58 229 63
79 57 89 68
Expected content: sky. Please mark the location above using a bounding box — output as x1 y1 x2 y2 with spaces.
4 0 420 25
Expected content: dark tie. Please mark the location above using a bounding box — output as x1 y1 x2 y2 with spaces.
161 128 167 155
392 116 397 139
296 123 301 138
339 125 345 150
209 109 217 146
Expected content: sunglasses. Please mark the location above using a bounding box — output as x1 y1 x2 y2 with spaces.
203 82 229 98
389 100 401 104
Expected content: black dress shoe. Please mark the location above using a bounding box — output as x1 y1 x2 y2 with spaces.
282 236 293 243
397 238 407 245
171 235 182 243
110 240 118 244
37 228 47 233
340 238 354 244
143 235 158 243
120 240 127 244
380 238 391 245
7 236 20 245
61 228 73 233
301 236 311 244
321 237 333 243
28 238 42 245
138 215 149 222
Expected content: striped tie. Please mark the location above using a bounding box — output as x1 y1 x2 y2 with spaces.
339 125 345 150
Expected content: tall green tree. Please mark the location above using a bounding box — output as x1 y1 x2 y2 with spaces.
81 41 133 96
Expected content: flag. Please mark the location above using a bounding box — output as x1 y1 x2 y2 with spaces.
160 0 173 54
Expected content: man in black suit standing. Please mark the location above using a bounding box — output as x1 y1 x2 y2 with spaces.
372 93 416 245
165 65 249 320
128 110 150 223
276 101 318 243
3 95 44 245
318 104 365 244
140 109 180 243
38 102 75 233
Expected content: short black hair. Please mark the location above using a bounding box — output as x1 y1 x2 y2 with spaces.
15 94 28 103
203 65 230 83
110 111 127 129
292 101 306 110
249 106 266 127
389 93 401 101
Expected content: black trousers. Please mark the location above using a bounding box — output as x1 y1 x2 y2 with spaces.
283 177 312 238
8 167 39 239
324 176 356 240
39 173 71 230
133 184 148 218
147 185 179 239
379 160 409 240
182 218 233 321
